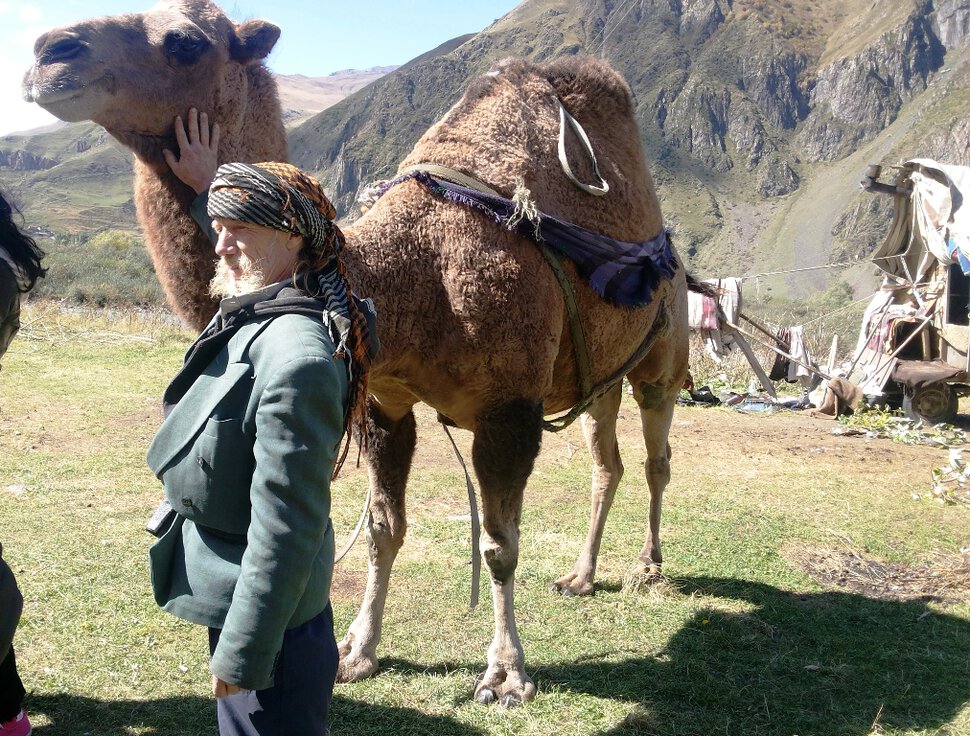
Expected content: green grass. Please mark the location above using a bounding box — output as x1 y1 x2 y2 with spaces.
0 305 968 735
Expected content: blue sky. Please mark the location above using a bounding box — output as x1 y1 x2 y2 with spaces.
0 0 522 135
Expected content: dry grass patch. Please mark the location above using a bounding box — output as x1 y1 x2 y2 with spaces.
785 543 970 604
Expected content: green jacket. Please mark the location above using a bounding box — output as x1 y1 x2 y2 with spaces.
147 306 347 690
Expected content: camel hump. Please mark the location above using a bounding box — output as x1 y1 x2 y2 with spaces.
486 55 635 118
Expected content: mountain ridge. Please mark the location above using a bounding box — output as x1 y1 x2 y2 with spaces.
2 0 968 300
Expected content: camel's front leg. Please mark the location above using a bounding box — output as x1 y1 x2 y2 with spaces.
337 403 416 683
551 384 623 596
472 399 542 706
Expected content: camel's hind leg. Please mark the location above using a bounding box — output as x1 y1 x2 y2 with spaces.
628 379 679 581
473 398 543 706
551 383 624 596
337 401 416 683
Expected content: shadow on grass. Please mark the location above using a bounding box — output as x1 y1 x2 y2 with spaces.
26 693 484 736
538 576 970 735
25 694 214 736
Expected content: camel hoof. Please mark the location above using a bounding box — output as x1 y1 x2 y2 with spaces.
474 670 536 706
336 655 378 683
550 573 594 597
335 642 379 684
623 565 665 592
474 686 525 707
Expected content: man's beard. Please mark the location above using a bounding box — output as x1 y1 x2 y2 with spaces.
209 255 266 299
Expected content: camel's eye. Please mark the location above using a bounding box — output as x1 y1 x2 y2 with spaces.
164 28 209 64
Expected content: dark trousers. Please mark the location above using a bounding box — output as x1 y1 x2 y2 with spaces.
0 646 25 722
208 604 338 736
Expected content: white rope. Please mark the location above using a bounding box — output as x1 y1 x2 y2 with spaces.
557 101 610 196
738 254 901 281
335 485 371 564
596 0 642 57
507 179 541 236
798 294 875 327
441 424 482 609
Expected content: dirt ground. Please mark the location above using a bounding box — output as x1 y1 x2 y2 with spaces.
657 401 970 603
665 401 957 477
330 397 970 606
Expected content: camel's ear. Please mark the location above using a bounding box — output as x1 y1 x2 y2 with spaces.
230 20 280 63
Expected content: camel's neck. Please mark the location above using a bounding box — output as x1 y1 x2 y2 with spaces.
129 62 288 330
221 64 289 164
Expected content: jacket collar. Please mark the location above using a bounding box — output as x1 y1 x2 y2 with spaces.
217 279 291 322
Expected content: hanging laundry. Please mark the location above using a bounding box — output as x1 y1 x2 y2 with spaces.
689 277 743 361
687 290 719 330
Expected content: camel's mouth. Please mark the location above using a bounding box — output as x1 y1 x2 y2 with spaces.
23 69 116 123
24 76 86 111
25 84 82 106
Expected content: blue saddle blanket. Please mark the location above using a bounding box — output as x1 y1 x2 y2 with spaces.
379 171 678 308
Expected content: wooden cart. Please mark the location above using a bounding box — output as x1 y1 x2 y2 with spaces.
856 160 970 424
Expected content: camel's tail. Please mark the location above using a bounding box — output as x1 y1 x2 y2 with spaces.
686 273 718 297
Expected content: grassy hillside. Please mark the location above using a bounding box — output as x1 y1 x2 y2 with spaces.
1 123 134 233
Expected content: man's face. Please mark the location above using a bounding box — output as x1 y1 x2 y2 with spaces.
209 218 302 298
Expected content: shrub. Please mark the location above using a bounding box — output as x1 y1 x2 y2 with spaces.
31 229 168 309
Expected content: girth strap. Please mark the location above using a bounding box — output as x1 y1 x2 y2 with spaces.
542 302 670 432
535 241 593 402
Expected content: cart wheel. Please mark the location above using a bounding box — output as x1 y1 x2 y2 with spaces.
902 383 958 424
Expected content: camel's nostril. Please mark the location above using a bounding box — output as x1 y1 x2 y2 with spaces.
41 36 87 64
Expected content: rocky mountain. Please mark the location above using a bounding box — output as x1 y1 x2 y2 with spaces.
290 0 969 297
3 0 968 300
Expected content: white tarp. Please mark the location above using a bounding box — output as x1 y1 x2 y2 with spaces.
871 158 970 281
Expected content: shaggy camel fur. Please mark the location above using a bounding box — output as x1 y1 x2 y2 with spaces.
25 0 689 705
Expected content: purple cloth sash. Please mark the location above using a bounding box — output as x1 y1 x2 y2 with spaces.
379 171 677 307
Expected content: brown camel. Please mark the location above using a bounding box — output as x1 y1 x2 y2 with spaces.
24 0 688 705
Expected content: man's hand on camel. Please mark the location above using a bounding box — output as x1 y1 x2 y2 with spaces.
164 108 220 194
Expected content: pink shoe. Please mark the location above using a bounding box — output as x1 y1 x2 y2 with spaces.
0 710 31 736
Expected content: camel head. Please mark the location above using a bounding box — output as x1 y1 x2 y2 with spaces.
22 0 280 164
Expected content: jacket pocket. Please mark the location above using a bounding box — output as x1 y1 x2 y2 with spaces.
163 417 254 535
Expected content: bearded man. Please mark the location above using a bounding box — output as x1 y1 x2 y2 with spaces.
147 115 377 735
